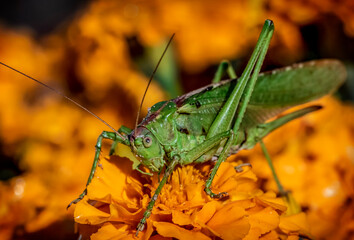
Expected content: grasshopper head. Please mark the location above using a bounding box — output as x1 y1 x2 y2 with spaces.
130 126 165 172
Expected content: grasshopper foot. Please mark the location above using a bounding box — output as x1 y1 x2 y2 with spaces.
234 163 252 173
210 191 229 199
67 188 87 209
136 219 146 236
204 187 229 199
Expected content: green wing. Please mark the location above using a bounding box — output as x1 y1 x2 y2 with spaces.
243 59 346 127
174 59 346 135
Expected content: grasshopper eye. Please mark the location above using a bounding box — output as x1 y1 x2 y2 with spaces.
143 136 153 148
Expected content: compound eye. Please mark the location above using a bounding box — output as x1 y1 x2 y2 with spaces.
143 136 153 148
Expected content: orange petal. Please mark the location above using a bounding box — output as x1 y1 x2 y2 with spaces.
212 162 238 188
172 210 193 226
287 235 302 240
207 202 250 240
193 201 221 225
74 199 110 225
243 207 280 240
185 181 205 202
109 202 141 223
256 192 287 212
87 156 142 203
142 220 154 240
259 230 279 240
90 222 133 240
154 221 211 240
279 212 312 238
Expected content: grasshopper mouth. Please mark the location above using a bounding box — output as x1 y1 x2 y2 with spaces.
146 162 159 172
129 126 166 172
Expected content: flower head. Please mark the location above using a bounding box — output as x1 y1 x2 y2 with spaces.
74 152 310 239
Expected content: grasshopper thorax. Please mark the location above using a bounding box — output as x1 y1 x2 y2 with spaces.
130 126 166 172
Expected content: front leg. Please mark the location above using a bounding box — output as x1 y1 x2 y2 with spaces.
135 131 232 235
109 126 132 155
67 130 129 208
136 156 179 236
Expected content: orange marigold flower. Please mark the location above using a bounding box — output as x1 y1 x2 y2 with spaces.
238 96 354 239
74 151 311 239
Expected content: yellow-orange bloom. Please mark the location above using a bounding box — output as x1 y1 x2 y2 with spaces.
238 96 354 239
74 153 310 239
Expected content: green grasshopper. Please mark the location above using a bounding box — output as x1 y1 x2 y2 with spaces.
66 19 345 234
0 19 346 235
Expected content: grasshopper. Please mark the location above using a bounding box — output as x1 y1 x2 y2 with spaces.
67 19 345 234
0 19 346 235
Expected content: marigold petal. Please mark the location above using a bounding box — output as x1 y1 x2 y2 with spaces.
243 207 280 240
213 162 258 198
212 162 237 188
193 201 221 225
143 220 154 240
109 203 141 223
74 200 110 225
208 217 250 240
287 235 302 240
87 157 143 203
231 199 257 210
185 181 205 202
154 221 211 240
172 210 193 226
259 230 279 240
90 223 133 240
279 212 312 238
207 203 250 240
255 192 287 212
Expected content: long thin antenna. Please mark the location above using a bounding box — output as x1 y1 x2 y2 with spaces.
135 33 175 129
0 61 126 140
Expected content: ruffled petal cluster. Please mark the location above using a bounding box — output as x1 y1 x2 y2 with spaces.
74 155 311 239
238 97 354 239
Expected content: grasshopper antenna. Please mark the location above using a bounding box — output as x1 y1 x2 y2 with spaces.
134 33 175 129
0 61 126 140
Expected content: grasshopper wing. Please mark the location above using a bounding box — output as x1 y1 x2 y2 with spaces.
171 59 345 136
242 59 346 127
